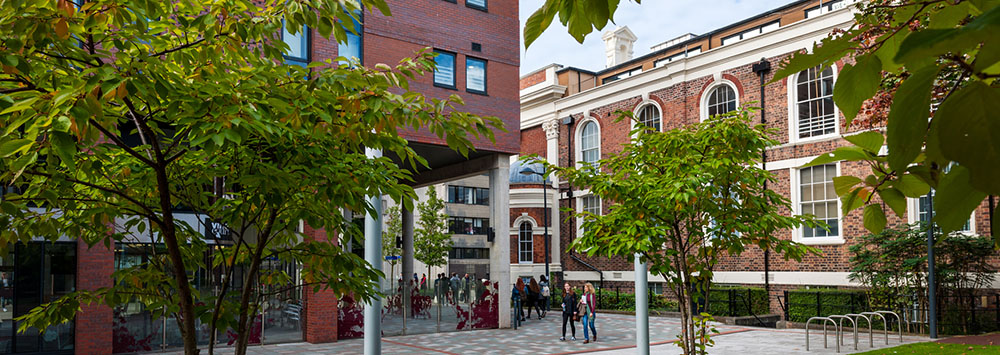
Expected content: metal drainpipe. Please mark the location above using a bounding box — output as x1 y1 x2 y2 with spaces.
927 191 937 339
752 58 772 299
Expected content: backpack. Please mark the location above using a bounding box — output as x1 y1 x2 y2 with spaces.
541 285 550 297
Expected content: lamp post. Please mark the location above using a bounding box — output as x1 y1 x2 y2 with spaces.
519 166 551 296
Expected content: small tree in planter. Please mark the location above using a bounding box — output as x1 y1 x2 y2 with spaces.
534 107 819 354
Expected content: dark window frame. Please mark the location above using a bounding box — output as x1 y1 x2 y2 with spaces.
466 0 487 11
433 49 458 90
281 19 311 68
465 56 488 95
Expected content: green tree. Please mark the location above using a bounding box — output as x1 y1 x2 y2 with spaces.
534 108 818 355
0 0 500 354
523 0 640 47
384 205 403 290
773 0 1000 242
414 185 452 279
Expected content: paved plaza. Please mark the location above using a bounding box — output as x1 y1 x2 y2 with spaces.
170 313 928 354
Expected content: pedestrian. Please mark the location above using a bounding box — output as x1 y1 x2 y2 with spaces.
514 277 526 322
450 273 460 304
463 274 472 303
560 283 578 341
421 273 427 290
581 282 597 343
538 275 550 316
527 277 542 319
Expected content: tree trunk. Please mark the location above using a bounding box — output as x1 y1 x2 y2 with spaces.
234 211 277 355
154 166 200 355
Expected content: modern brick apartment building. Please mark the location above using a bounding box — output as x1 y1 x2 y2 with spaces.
0 1 519 354
513 0 995 314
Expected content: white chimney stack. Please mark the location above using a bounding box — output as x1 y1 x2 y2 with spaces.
602 26 638 68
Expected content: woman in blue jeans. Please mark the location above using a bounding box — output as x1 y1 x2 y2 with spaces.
581 282 597 343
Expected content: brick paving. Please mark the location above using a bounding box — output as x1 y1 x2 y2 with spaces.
164 313 928 354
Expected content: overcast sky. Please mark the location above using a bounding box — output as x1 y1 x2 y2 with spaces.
519 0 794 75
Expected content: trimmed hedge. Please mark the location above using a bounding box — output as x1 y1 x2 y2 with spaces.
706 286 769 317
787 288 867 322
550 289 678 312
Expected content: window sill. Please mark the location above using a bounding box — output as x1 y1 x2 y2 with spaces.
797 236 845 245
466 4 487 12
789 133 839 146
466 89 488 96
434 82 457 90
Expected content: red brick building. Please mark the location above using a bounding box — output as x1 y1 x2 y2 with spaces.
512 0 995 314
0 1 519 354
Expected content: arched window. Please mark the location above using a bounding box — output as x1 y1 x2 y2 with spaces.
706 85 737 118
580 121 599 164
636 104 661 132
795 66 836 139
518 222 533 263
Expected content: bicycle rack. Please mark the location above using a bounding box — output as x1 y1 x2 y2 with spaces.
806 316 840 353
861 311 889 345
846 313 873 348
875 310 904 343
829 315 858 351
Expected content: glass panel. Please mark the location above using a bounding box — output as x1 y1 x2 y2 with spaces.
0 256 11 353
338 11 363 64
466 58 486 93
282 21 306 60
434 52 455 87
467 0 487 8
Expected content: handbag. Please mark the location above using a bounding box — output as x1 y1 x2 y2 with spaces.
575 300 586 321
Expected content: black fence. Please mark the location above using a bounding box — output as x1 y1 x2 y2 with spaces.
781 290 1000 335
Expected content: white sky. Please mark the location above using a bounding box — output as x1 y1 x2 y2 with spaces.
519 0 795 75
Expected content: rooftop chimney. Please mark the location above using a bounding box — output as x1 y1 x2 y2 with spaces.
602 26 637 68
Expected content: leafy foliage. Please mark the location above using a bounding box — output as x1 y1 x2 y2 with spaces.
522 0 639 48
0 0 500 353
786 288 868 323
414 185 452 274
849 224 996 312
533 107 819 355
782 0 1000 243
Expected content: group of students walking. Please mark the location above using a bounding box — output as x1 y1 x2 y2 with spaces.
512 277 598 344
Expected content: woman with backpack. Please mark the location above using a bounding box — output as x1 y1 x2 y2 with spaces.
560 282 578 341
538 275 550 317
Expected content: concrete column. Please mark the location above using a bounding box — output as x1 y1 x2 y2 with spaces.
635 254 649 355
363 149 383 355
543 119 561 268
402 203 414 319
489 154 512 328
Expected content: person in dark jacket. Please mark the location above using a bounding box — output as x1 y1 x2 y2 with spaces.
526 277 542 319
560 283 578 341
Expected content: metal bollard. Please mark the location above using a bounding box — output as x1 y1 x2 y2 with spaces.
861 311 889 345
806 316 840 353
830 315 858 351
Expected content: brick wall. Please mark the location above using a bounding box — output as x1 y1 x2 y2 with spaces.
302 224 338 343
520 70 547 90
509 206 551 264
538 49 998 289
75 241 114 354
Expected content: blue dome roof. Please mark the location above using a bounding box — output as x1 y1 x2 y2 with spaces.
510 161 549 184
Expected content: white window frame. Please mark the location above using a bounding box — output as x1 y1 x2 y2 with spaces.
790 163 845 245
906 194 976 235
575 117 601 168
700 80 740 122
633 100 663 134
518 222 534 264
574 191 600 239
787 65 840 143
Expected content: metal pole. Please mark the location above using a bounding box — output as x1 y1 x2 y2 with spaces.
927 190 937 339
364 148 384 354
635 254 649 355
543 171 551 301
753 58 772 300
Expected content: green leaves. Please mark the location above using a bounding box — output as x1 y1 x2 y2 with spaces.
934 81 1000 194
0 138 32 158
933 165 987 234
895 3 1000 65
887 64 940 173
844 131 884 154
863 204 887 234
834 56 882 125
523 0 630 48
771 35 854 84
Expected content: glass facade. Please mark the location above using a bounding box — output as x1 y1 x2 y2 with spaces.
449 217 489 235
447 186 489 205
282 20 309 67
338 11 363 65
0 242 76 354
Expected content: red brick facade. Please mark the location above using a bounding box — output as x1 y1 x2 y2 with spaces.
518 49 997 311
75 242 114 355
302 224 339 344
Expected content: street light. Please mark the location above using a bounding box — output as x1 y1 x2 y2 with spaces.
519 165 551 306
